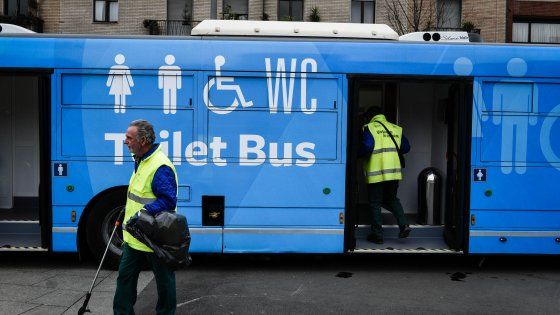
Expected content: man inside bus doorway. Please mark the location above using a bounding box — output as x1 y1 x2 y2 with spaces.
113 119 178 315
360 106 411 244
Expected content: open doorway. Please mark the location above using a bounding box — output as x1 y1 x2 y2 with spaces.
346 77 472 253
0 73 50 249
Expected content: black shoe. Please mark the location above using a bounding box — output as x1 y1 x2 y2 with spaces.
367 233 384 244
399 225 411 238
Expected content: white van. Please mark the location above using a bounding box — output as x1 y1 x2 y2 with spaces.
0 23 35 34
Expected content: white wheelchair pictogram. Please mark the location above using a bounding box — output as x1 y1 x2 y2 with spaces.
203 55 253 114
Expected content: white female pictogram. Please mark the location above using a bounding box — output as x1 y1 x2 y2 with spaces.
158 55 182 114
107 54 134 114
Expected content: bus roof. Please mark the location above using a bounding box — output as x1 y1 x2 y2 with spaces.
191 20 399 40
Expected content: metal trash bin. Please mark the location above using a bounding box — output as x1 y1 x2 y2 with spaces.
417 167 443 225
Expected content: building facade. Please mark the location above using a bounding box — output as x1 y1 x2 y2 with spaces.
507 0 560 43
1 0 560 43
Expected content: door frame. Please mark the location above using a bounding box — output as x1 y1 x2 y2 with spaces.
345 75 473 252
38 72 52 249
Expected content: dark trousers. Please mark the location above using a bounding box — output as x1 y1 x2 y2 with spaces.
368 180 407 238
113 244 176 315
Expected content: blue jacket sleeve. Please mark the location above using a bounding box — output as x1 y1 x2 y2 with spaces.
358 127 375 158
144 165 177 215
401 135 411 154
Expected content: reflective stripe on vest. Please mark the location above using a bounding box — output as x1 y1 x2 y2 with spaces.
366 168 402 177
127 191 157 204
371 148 398 154
363 115 403 184
123 146 178 252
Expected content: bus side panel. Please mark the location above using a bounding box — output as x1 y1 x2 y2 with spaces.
469 78 560 254
50 70 226 252
188 228 223 252
52 228 78 252
201 71 345 253
51 206 81 252
469 236 560 254
224 231 343 253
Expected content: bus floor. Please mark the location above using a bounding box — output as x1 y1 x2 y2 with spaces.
352 225 460 254
0 198 40 220
0 198 42 250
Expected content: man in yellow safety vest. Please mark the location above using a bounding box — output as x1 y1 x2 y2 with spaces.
113 119 178 315
360 107 411 244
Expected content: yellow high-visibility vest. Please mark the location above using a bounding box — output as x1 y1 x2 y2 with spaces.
363 114 403 184
123 146 177 252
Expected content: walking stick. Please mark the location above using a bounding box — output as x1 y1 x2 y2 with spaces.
78 210 123 315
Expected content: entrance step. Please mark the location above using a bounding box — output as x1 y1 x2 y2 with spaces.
352 239 462 254
0 220 42 248
0 246 47 252
353 225 462 253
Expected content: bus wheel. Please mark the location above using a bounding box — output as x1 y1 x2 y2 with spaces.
86 190 126 270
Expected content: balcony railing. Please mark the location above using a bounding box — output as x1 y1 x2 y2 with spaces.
143 20 201 36
220 13 249 20
0 15 43 33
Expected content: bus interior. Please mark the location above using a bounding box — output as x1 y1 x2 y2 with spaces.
0 72 50 250
347 77 472 253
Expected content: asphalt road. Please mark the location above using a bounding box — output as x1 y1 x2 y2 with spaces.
137 254 560 314
1 252 559 314
0 252 153 315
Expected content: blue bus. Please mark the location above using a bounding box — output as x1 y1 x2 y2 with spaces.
1 21 559 266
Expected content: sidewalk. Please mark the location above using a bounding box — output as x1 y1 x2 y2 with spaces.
0 255 153 315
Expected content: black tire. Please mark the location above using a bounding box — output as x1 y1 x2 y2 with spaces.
86 189 127 270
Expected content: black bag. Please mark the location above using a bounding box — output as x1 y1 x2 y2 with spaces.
375 121 406 168
125 210 191 270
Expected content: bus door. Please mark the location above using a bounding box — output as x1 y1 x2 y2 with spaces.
443 82 472 250
347 77 471 253
0 71 51 252
469 78 560 254
201 64 345 253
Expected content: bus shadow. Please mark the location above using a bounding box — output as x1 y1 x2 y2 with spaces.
185 253 560 274
2 252 559 275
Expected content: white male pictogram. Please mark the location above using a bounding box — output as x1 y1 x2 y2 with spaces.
158 55 182 114
492 58 538 175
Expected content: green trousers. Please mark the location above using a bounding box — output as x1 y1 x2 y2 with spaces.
368 180 407 238
113 243 176 315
